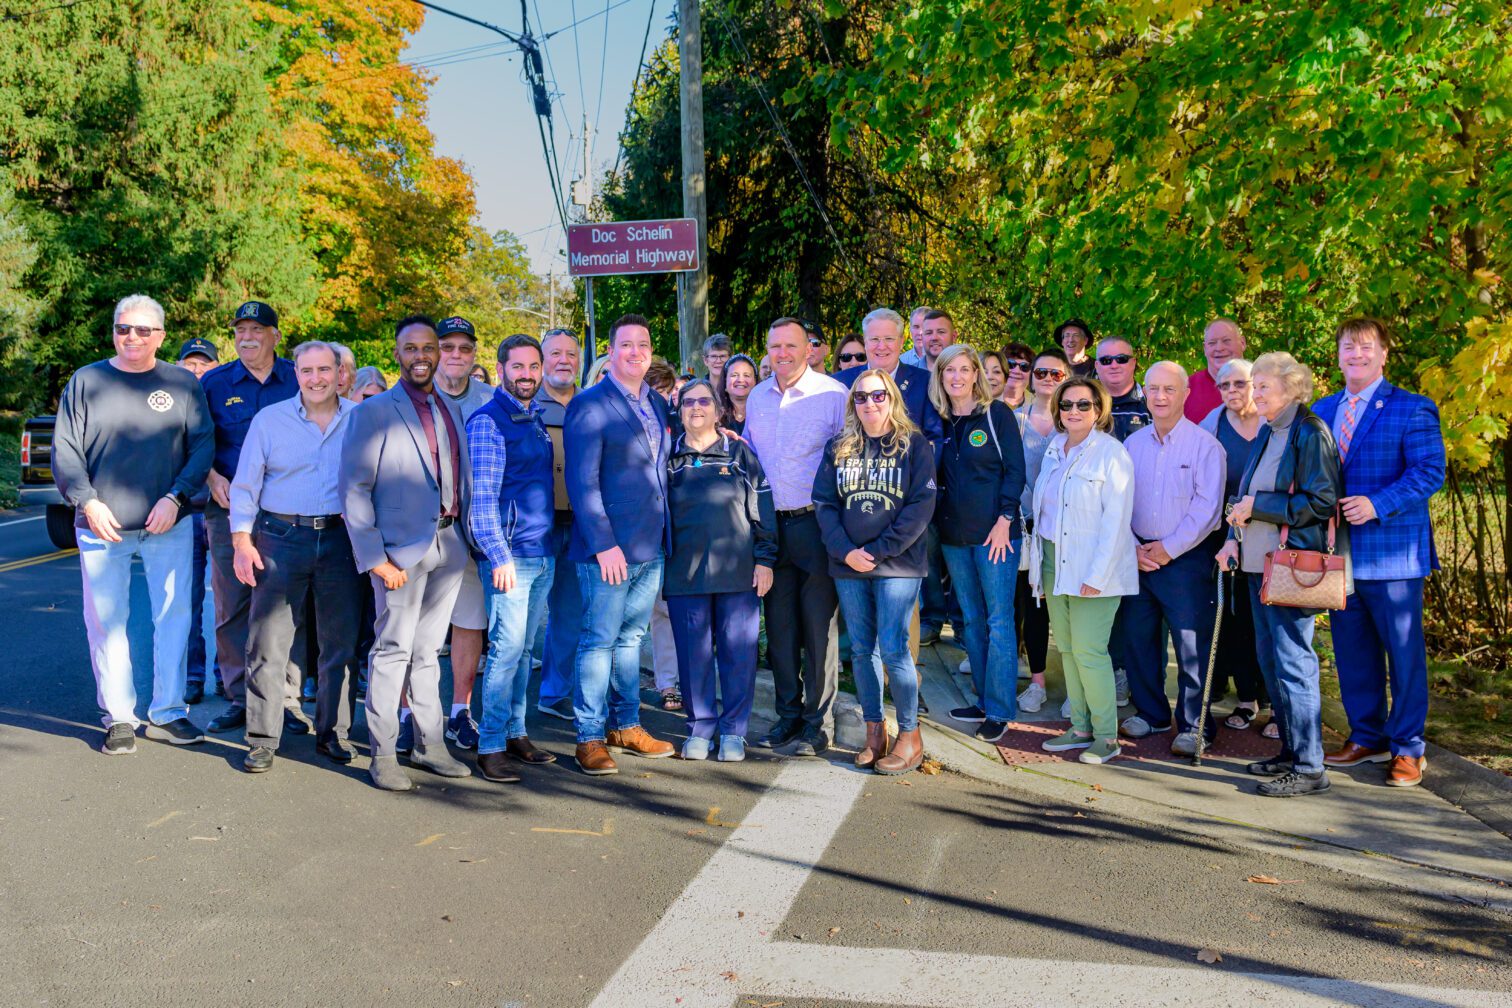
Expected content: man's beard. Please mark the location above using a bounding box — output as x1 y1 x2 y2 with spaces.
506 377 539 402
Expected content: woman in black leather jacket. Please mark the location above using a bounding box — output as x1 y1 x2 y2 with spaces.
1216 351 1348 799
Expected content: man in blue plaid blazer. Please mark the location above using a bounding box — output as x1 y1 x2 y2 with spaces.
1314 317 1445 788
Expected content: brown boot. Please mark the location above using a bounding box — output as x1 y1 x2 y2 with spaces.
606 725 675 758
477 751 523 783
874 727 923 776
506 736 557 764
575 740 619 776
855 721 890 770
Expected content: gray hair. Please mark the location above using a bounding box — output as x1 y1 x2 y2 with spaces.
352 365 388 392
113 294 165 328
291 340 340 366
862 307 905 338
702 332 731 356
1142 360 1188 385
1251 351 1314 403
909 305 934 323
1216 358 1252 383
1097 335 1134 356
329 341 356 371
542 327 580 348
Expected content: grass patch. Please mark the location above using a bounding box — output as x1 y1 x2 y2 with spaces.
0 431 18 509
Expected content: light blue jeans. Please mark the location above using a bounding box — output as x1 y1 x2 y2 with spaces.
477 555 555 753
573 555 664 743
1247 576 1326 774
836 575 923 732
941 541 1020 723
77 520 193 728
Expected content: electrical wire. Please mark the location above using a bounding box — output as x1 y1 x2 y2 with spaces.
542 0 638 40
593 0 612 134
610 0 660 181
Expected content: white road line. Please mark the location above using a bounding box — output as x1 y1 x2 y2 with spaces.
0 515 43 528
590 759 1509 1008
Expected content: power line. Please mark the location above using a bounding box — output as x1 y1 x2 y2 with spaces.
593 0 612 134
542 0 639 40
610 0 661 181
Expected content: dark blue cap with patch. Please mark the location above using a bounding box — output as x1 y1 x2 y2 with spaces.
436 315 476 340
232 301 278 327
177 337 219 362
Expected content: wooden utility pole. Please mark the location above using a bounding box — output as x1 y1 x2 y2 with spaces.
678 0 708 372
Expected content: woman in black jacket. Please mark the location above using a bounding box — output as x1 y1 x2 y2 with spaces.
1217 352 1349 799
664 379 778 762
929 344 1026 743
814 369 936 775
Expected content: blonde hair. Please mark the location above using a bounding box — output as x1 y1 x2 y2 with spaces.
1049 377 1114 433
929 344 993 418
834 369 919 460
1251 351 1314 403
584 356 611 386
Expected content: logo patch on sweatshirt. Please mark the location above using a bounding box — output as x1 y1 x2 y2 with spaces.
146 390 174 413
968 429 988 447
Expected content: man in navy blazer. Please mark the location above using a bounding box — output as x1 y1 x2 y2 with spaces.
1315 317 1446 788
563 313 676 775
833 310 944 443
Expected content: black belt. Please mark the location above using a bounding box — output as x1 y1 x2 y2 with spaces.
263 511 343 529
776 505 814 519
437 515 456 530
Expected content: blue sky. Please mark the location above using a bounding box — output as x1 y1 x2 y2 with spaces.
405 0 670 275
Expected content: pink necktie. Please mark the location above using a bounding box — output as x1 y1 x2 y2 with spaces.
1338 394 1361 459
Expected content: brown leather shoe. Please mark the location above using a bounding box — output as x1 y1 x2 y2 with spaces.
606 725 674 758
874 727 924 776
1385 754 1425 788
507 737 557 764
477 751 523 783
1323 741 1391 767
575 741 619 776
855 721 890 770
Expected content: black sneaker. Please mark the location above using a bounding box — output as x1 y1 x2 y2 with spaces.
396 718 414 755
283 707 312 735
299 679 317 704
144 717 205 745
949 705 987 724
536 696 574 721
1257 770 1330 797
918 626 942 647
207 704 246 733
213 678 227 699
446 709 480 750
184 680 204 705
977 719 1010 742
243 746 275 773
778 730 829 758
757 719 802 750
1247 758 1294 777
101 723 136 755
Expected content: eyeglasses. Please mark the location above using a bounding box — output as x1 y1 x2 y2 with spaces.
1218 379 1250 391
680 395 715 408
1033 367 1066 381
838 352 866 364
852 389 889 405
114 323 163 338
1097 353 1134 366
1059 398 1096 413
1005 359 1032 373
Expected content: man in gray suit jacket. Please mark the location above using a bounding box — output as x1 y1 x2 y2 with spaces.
341 314 473 791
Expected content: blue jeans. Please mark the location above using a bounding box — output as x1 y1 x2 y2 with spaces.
77 520 193 728
836 576 923 732
187 512 208 686
538 517 580 706
573 555 663 743
1247 575 1325 774
478 555 555 753
941 542 1019 722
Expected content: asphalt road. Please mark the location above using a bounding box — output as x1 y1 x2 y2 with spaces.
2 503 1509 1008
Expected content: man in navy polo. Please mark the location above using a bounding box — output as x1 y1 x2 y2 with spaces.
200 301 298 733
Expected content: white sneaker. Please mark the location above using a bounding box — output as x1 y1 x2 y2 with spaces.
682 737 712 760
1017 682 1046 713
1170 731 1200 756
1114 667 1130 707
958 658 971 675
1060 697 1072 719
1119 714 1170 739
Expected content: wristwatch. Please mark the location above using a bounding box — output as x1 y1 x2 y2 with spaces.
165 491 189 510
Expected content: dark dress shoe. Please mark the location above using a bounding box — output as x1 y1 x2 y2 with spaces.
243 746 275 773
317 739 356 764
283 708 312 735
478 751 523 783
184 680 204 705
757 719 802 750
506 737 556 764
208 704 246 733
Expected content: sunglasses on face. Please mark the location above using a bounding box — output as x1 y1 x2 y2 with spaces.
1097 353 1134 366
852 389 889 405
807 337 823 348
681 395 716 408
114 323 163 338
1033 367 1066 381
1218 379 1250 391
1059 398 1096 413
1005 359 1032 373
838 352 865 364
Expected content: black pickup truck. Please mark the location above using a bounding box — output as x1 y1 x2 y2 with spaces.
19 415 76 549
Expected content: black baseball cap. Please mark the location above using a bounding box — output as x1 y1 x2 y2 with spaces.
176 337 219 363
800 318 826 345
436 315 477 341
232 301 278 327
1053 317 1092 342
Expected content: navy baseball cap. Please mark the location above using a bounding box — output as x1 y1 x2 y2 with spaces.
177 337 219 363
436 315 477 341
232 301 278 327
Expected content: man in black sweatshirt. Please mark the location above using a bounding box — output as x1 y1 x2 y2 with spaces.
52 294 215 755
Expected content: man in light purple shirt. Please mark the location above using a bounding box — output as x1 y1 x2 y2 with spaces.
743 316 847 756
1118 360 1227 755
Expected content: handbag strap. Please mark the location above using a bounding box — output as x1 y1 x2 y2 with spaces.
1276 480 1337 554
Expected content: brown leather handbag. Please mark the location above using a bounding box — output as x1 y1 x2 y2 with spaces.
1260 509 1346 610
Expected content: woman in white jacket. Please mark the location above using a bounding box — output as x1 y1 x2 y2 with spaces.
1027 376 1139 765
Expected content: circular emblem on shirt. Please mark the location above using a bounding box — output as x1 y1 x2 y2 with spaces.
968 429 988 447
146 390 174 413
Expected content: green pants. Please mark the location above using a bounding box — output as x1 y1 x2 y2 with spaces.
1041 541 1121 741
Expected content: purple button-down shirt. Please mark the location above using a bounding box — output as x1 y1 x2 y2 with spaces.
1124 416 1225 559
743 365 847 511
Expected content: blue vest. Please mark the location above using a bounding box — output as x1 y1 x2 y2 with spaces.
476 391 554 559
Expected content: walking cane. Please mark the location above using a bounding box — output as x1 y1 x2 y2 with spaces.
1193 555 1236 766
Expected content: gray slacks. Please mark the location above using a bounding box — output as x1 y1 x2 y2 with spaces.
207 502 305 706
366 523 468 757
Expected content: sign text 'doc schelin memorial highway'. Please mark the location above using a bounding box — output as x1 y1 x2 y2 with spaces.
566 218 700 277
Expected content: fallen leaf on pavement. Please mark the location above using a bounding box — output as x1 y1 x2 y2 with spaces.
1091 783 1104 792
445 980 464 987
1246 875 1301 885
1245 913 1263 922
827 927 842 936
720 971 738 981
903 897 912 905
415 834 444 847
737 911 745 918
919 760 941 775
1196 949 1223 964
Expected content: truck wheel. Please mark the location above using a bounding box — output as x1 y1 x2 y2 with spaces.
45 505 76 550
